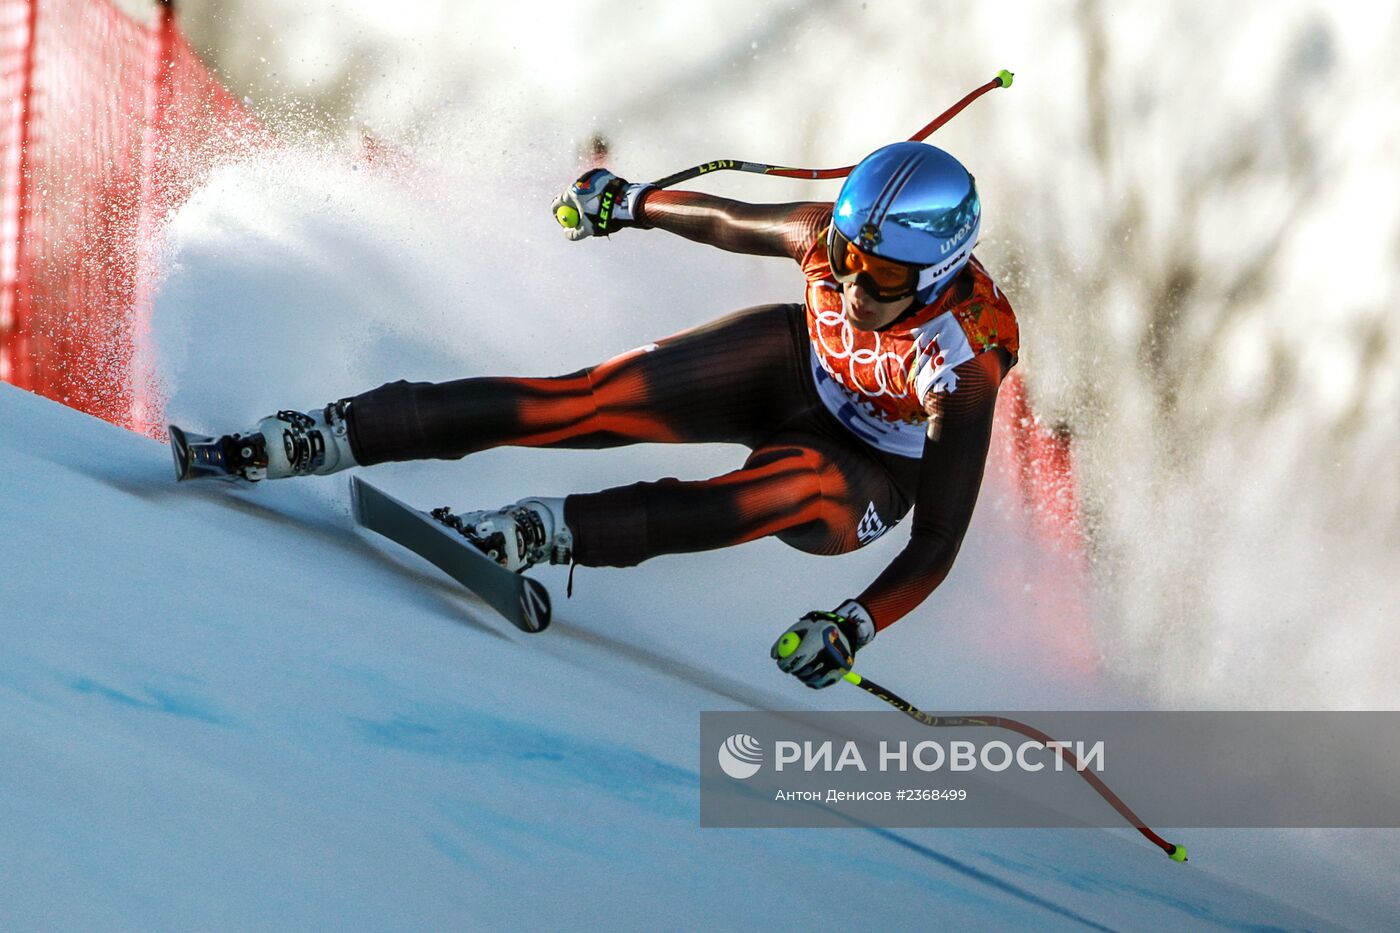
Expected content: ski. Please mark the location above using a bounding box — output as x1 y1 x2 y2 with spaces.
349 476 551 634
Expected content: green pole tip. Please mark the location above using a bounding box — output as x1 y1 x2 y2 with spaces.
996 69 1014 88
843 671 862 685
1168 844 1188 862
777 632 801 659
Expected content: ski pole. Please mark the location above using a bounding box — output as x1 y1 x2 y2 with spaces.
842 670 1188 862
556 70 1014 230
646 70 1014 189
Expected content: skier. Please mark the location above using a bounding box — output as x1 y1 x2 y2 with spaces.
181 141 1018 690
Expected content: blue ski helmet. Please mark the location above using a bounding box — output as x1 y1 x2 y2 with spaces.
829 141 981 306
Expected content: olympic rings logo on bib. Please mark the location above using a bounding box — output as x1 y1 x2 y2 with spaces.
809 283 913 402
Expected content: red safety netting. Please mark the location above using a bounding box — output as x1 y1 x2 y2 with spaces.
0 0 262 434
988 371 1096 675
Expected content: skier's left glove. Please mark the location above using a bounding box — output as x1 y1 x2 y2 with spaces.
771 600 876 689
551 168 653 241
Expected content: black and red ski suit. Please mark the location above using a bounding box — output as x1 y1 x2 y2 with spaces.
342 190 1019 633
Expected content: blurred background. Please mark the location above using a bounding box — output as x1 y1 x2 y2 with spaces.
148 0 1397 710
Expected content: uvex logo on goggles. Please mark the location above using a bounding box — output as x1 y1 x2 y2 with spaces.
828 227 920 301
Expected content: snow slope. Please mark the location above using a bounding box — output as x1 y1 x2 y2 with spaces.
0 381 1371 931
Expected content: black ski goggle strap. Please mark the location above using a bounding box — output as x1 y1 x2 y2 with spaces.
827 227 921 301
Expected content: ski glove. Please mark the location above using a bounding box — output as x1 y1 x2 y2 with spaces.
552 168 652 241
771 600 876 689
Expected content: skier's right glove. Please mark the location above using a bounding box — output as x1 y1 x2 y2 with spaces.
551 168 652 241
771 601 876 690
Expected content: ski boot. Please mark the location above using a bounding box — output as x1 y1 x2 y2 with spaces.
431 497 573 573
169 400 358 483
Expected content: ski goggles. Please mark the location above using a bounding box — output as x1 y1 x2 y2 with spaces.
827 226 922 301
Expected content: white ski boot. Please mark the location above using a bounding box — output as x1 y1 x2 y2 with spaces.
171 400 358 483
431 497 574 573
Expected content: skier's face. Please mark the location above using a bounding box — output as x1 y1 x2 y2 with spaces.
841 282 915 331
